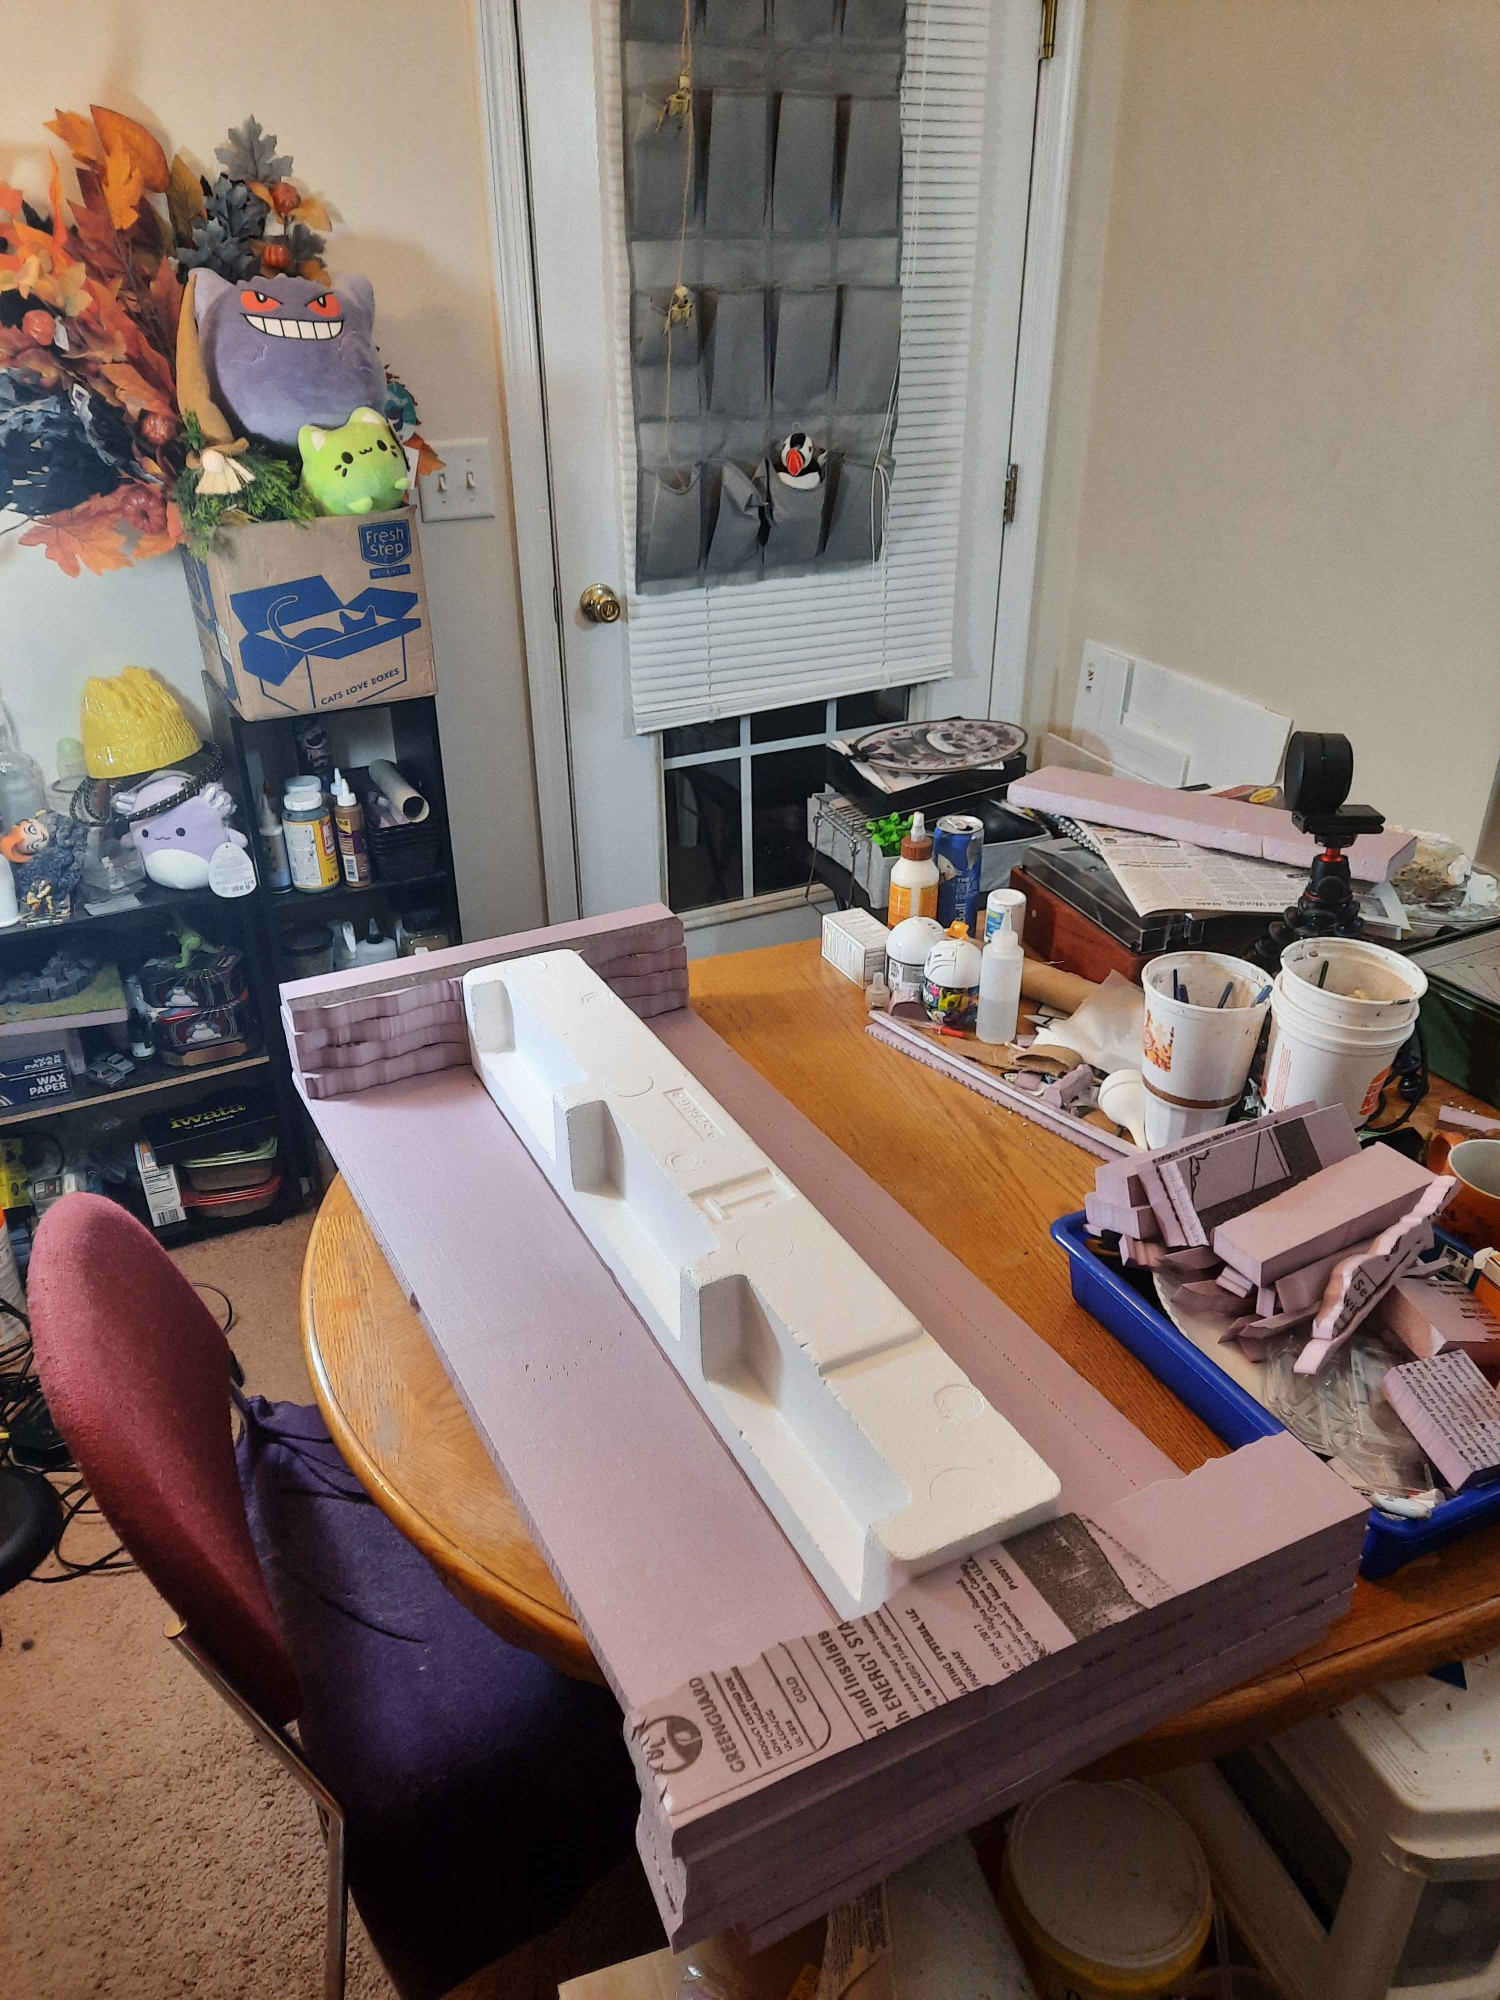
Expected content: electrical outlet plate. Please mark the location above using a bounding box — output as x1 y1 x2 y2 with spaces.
417 438 496 522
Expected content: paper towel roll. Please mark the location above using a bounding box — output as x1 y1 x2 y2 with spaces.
368 759 429 824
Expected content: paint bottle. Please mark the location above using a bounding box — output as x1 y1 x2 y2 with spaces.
886 811 939 926
257 786 292 891
976 913 1024 1045
330 770 372 886
922 922 983 1030
353 919 398 965
984 886 1027 948
282 777 340 892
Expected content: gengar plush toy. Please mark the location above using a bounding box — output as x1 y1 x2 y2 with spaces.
119 772 249 891
193 271 385 448
299 407 413 515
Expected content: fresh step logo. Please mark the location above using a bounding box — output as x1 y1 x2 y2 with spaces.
359 517 413 578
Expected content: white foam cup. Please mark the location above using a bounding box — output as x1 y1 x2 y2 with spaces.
1139 952 1271 1148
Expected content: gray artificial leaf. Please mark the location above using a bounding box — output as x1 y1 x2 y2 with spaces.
215 115 294 186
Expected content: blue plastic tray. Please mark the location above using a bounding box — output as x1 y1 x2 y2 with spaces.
1051 1210 1500 1579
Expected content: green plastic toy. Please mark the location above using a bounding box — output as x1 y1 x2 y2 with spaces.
866 811 914 857
297 406 412 516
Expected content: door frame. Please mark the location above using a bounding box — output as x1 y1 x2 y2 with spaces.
474 0 1087 924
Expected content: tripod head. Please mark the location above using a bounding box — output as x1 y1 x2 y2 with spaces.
1251 731 1386 969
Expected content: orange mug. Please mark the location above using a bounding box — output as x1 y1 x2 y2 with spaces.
1427 1133 1500 1250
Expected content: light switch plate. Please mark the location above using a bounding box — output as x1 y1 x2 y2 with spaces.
417 438 495 522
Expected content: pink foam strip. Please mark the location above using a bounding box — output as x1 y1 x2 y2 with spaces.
302 1041 470 1098
310 1023 469 1070
1008 768 1415 881
281 905 682 1022
290 999 465 1056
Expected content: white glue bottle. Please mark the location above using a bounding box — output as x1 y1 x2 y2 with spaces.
886 811 939 925
976 912 1024 1044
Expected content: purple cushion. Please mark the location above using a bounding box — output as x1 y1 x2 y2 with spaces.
238 1399 640 1999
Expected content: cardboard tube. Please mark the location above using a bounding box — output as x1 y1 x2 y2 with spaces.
369 759 429 824
1019 955 1100 1015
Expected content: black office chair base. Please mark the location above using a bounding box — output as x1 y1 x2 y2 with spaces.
0 1465 63 1592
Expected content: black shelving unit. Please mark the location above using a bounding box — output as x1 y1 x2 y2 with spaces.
203 678 463 1166
0 872 309 1246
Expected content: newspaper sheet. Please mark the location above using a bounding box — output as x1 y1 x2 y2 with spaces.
1078 822 1408 930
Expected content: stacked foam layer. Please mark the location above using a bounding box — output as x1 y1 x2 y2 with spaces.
1084 1106 1456 1374
281 907 690 1099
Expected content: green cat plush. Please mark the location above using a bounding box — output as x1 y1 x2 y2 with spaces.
298 407 413 515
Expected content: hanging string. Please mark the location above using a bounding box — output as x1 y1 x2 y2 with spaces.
662 0 696 486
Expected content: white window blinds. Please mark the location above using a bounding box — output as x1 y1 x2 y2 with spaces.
600 0 996 734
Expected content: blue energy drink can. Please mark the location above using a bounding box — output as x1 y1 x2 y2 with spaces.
933 814 984 932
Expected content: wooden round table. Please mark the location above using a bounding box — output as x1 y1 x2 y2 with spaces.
301 941 1500 1766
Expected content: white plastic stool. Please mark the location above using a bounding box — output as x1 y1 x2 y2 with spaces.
1154 1650 1500 2000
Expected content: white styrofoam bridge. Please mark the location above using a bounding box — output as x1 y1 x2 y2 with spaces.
463 949 1060 1614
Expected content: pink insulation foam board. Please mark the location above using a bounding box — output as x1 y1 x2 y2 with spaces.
1377 1271 1500 1366
1382 1352 1500 1491
1008 768 1416 881
1212 1143 1439 1284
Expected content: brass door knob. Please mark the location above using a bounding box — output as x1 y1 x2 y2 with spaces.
579 584 622 625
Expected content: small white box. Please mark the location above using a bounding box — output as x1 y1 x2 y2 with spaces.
821 908 890 986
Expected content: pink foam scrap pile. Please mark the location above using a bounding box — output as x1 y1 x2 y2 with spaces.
1084 1102 1461 1380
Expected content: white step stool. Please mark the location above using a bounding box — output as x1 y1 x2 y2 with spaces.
1154 1651 1500 2000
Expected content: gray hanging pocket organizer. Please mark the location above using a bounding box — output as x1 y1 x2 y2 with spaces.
762 464 829 568
836 286 901 412
630 94 695 238
705 92 770 237
639 468 704 581
839 96 902 235
842 0 907 41
772 288 838 415
773 95 839 237
774 0 839 43
633 291 703 422
822 457 886 563
625 0 690 36
706 462 766 573
706 289 769 416
703 0 768 43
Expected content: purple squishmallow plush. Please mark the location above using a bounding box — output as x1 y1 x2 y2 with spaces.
119 772 249 891
193 271 385 448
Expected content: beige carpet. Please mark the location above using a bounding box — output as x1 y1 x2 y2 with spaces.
0 1209 661 2000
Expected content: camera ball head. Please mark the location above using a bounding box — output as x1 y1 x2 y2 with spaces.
1251 731 1387 970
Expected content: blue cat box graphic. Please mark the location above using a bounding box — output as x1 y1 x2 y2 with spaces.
183 512 435 720
229 575 424 709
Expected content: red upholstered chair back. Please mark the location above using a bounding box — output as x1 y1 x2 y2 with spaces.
29 1193 301 1725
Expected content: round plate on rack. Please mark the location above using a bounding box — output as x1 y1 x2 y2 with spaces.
848 718 1028 775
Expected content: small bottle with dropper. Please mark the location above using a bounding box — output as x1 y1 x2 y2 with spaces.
886 810 939 925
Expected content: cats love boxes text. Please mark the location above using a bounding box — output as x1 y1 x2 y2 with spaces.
182 510 437 720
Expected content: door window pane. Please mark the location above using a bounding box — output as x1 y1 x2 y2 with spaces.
836 688 909 730
750 744 826 893
663 719 740 759
750 701 827 743
666 761 742 909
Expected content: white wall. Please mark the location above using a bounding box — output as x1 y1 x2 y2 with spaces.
1030 0 1500 861
0 0 546 936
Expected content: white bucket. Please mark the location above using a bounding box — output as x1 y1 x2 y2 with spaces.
1279 937 1426 1029
1263 969 1418 1123
1139 952 1272 1148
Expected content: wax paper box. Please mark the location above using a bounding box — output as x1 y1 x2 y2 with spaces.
182 510 436 720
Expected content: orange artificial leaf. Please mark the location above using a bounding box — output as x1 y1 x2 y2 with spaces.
148 254 182 347
102 148 143 233
246 181 274 206
296 258 330 284
47 160 70 251
101 361 176 420
46 109 104 167
20 497 137 578
0 182 23 220
405 433 446 480
90 107 168 193
167 153 205 243
291 194 331 231
69 202 125 279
